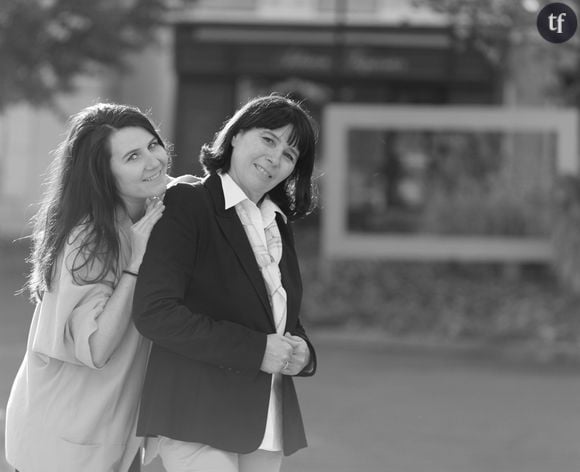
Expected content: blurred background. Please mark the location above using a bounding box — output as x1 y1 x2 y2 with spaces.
3 0 580 471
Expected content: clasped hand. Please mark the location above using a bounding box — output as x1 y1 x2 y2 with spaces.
260 332 310 376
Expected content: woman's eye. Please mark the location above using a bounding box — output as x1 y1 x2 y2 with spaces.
284 152 296 162
262 136 274 144
148 141 159 150
128 153 138 161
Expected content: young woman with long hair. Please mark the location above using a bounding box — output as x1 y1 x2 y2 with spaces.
5 102 170 472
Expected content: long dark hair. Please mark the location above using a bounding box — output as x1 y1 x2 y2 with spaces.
200 94 318 220
27 102 166 301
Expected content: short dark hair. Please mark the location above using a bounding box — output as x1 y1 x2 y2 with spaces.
200 94 318 220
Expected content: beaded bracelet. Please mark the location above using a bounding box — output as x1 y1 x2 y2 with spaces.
123 269 139 277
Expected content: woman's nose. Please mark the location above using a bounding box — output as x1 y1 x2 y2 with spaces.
144 152 159 168
266 147 282 166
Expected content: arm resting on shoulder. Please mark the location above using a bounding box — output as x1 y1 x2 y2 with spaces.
87 272 140 368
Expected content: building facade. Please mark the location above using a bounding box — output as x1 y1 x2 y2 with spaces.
3 0 555 242
169 0 497 175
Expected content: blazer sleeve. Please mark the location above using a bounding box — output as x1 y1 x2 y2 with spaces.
132 184 266 372
291 321 317 377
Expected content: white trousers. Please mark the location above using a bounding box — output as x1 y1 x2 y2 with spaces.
157 436 283 472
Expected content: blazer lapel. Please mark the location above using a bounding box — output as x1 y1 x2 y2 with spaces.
206 174 275 329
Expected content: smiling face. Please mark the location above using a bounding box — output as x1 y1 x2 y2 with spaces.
109 126 168 211
229 124 299 204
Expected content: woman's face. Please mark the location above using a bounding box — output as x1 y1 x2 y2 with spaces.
229 124 299 203
109 126 168 207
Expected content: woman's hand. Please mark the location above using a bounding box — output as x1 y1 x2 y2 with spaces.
127 198 165 271
260 333 294 374
280 333 311 376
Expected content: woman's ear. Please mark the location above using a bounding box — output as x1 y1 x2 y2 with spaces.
232 131 241 148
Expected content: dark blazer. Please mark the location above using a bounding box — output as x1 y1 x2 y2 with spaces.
132 173 317 456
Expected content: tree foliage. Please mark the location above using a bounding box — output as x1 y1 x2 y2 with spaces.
0 0 172 111
416 0 535 64
414 0 580 104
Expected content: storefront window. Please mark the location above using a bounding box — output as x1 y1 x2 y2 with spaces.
346 129 557 237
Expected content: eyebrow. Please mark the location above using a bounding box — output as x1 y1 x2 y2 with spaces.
121 137 157 160
122 147 140 160
264 130 299 156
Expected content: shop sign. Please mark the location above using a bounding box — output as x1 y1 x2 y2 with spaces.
279 48 334 72
344 49 408 75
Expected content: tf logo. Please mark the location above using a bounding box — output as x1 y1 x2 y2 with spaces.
537 2 578 43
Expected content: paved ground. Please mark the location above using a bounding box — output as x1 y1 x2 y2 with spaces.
2 242 580 472
280 337 580 472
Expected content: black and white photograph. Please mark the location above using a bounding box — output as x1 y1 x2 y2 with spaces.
2 1 580 471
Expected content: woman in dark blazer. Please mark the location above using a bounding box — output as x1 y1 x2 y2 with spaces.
132 95 318 472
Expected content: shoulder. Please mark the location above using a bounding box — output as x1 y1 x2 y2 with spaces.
165 179 206 202
165 178 215 214
166 174 202 188
157 181 213 237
